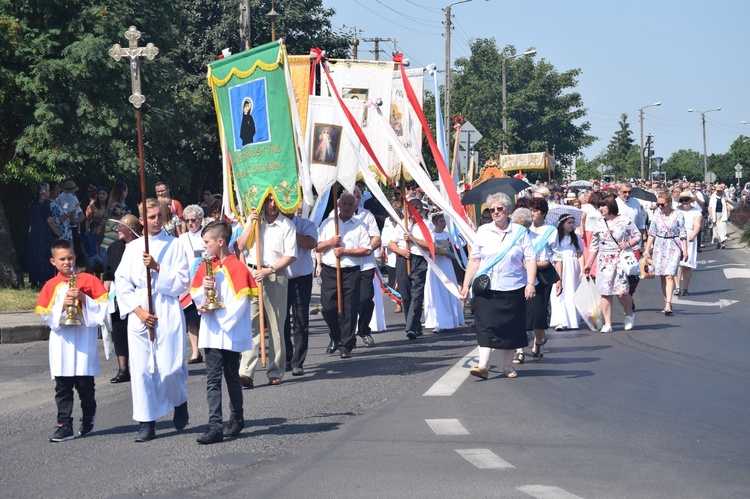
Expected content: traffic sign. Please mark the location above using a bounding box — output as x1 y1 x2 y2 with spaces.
457 121 482 174
597 163 606 174
734 163 743 172
736 171 742 179
705 171 717 183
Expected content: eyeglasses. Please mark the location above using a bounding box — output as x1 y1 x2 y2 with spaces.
656 203 667 207
620 190 631 194
679 198 691 203
185 218 199 223
489 207 504 213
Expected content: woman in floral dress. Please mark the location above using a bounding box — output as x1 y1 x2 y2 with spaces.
643 191 688 316
583 194 641 333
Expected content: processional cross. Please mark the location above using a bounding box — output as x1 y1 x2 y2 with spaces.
108 26 158 343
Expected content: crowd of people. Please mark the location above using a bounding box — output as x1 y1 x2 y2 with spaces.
31 174 734 444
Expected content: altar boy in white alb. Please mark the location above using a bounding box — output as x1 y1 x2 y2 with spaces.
115 198 190 442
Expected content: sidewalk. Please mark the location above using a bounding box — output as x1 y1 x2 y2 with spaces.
0 311 49 344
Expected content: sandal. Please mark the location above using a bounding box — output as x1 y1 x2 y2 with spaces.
512 352 525 365
532 338 548 361
662 301 673 316
503 367 518 378
673 288 681 296
682 289 689 296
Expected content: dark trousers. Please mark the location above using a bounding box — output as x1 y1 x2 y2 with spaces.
204 348 243 429
284 273 313 369
357 268 376 337
396 255 428 333
111 314 129 359
321 265 361 350
54 376 96 426
386 265 397 289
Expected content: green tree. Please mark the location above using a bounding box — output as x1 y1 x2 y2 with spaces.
663 149 703 182
451 39 595 173
606 113 634 162
0 0 350 286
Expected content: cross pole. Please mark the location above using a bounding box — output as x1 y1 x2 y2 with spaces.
109 26 159 342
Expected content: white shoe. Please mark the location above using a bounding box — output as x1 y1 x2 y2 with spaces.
600 324 612 333
624 315 635 331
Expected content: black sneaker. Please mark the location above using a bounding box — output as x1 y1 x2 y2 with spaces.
225 418 245 437
196 428 224 445
79 411 96 436
50 424 75 442
406 331 417 340
173 401 189 431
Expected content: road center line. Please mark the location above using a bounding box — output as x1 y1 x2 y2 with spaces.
423 347 478 397
455 448 515 469
425 419 470 435
517 485 584 499
723 268 750 279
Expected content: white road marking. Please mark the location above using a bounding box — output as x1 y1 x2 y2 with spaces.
423 347 478 397
455 448 515 469
518 485 584 499
695 259 718 265
672 296 738 308
723 268 750 279
425 419 469 435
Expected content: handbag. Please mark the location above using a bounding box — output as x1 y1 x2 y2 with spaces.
604 219 640 276
472 274 491 296
537 264 560 286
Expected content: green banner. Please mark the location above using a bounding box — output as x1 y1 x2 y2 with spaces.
208 41 300 215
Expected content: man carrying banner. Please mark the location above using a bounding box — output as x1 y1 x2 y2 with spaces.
236 195 297 387
390 197 430 340
317 192 372 359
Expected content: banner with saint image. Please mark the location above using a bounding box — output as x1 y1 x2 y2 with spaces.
207 40 300 216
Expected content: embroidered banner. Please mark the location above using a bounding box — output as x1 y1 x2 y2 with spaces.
387 68 424 177
207 40 300 216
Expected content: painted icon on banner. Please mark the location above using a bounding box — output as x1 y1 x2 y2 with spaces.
312 123 342 166
230 77 271 149
343 87 369 126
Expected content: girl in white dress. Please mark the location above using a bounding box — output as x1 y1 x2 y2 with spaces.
423 213 464 331
675 191 703 296
549 214 584 330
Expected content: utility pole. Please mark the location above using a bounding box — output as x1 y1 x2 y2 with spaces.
645 133 654 180
343 25 362 59
361 37 393 61
240 0 251 51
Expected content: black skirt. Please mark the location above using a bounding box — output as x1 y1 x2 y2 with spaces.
474 287 529 350
526 282 552 330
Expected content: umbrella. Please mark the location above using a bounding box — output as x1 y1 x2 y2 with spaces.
630 187 657 202
545 205 583 227
461 177 533 205
569 180 593 188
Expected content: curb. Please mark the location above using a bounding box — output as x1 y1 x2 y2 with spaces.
0 324 50 344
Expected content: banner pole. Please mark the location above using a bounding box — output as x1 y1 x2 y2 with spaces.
332 182 343 313
254 218 267 367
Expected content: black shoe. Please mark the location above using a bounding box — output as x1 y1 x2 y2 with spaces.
360 334 375 347
188 354 203 364
78 410 96 436
196 427 224 445
135 421 156 442
225 418 245 438
291 367 305 376
285 364 293 372
50 424 75 442
631 300 636 312
110 370 131 384
339 347 352 359
406 331 417 340
326 341 338 354
173 402 189 431
240 375 254 389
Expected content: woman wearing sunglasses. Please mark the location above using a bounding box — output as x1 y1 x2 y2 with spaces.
675 191 703 296
643 191 688 316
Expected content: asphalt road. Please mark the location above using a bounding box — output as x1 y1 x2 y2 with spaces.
1 238 748 498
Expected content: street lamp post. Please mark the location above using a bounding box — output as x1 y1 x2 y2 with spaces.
501 49 536 154
443 0 472 146
267 1 279 42
639 102 661 179
688 107 721 179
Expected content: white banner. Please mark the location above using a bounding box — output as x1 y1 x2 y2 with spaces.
305 95 364 194
327 59 394 177
387 68 424 177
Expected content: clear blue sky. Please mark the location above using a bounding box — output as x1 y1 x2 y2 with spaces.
323 0 749 162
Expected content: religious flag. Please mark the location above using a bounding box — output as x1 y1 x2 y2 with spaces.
305 95 365 195
208 40 301 216
387 68 425 177
327 59 394 178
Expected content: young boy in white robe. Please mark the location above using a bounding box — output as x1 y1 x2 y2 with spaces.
190 221 257 444
36 239 108 442
115 198 190 442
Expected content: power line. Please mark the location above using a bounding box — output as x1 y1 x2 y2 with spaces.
374 0 443 27
405 0 441 13
352 0 442 36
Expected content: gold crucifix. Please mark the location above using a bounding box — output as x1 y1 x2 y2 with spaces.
108 26 159 108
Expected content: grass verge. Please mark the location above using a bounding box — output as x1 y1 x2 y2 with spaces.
0 275 39 312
